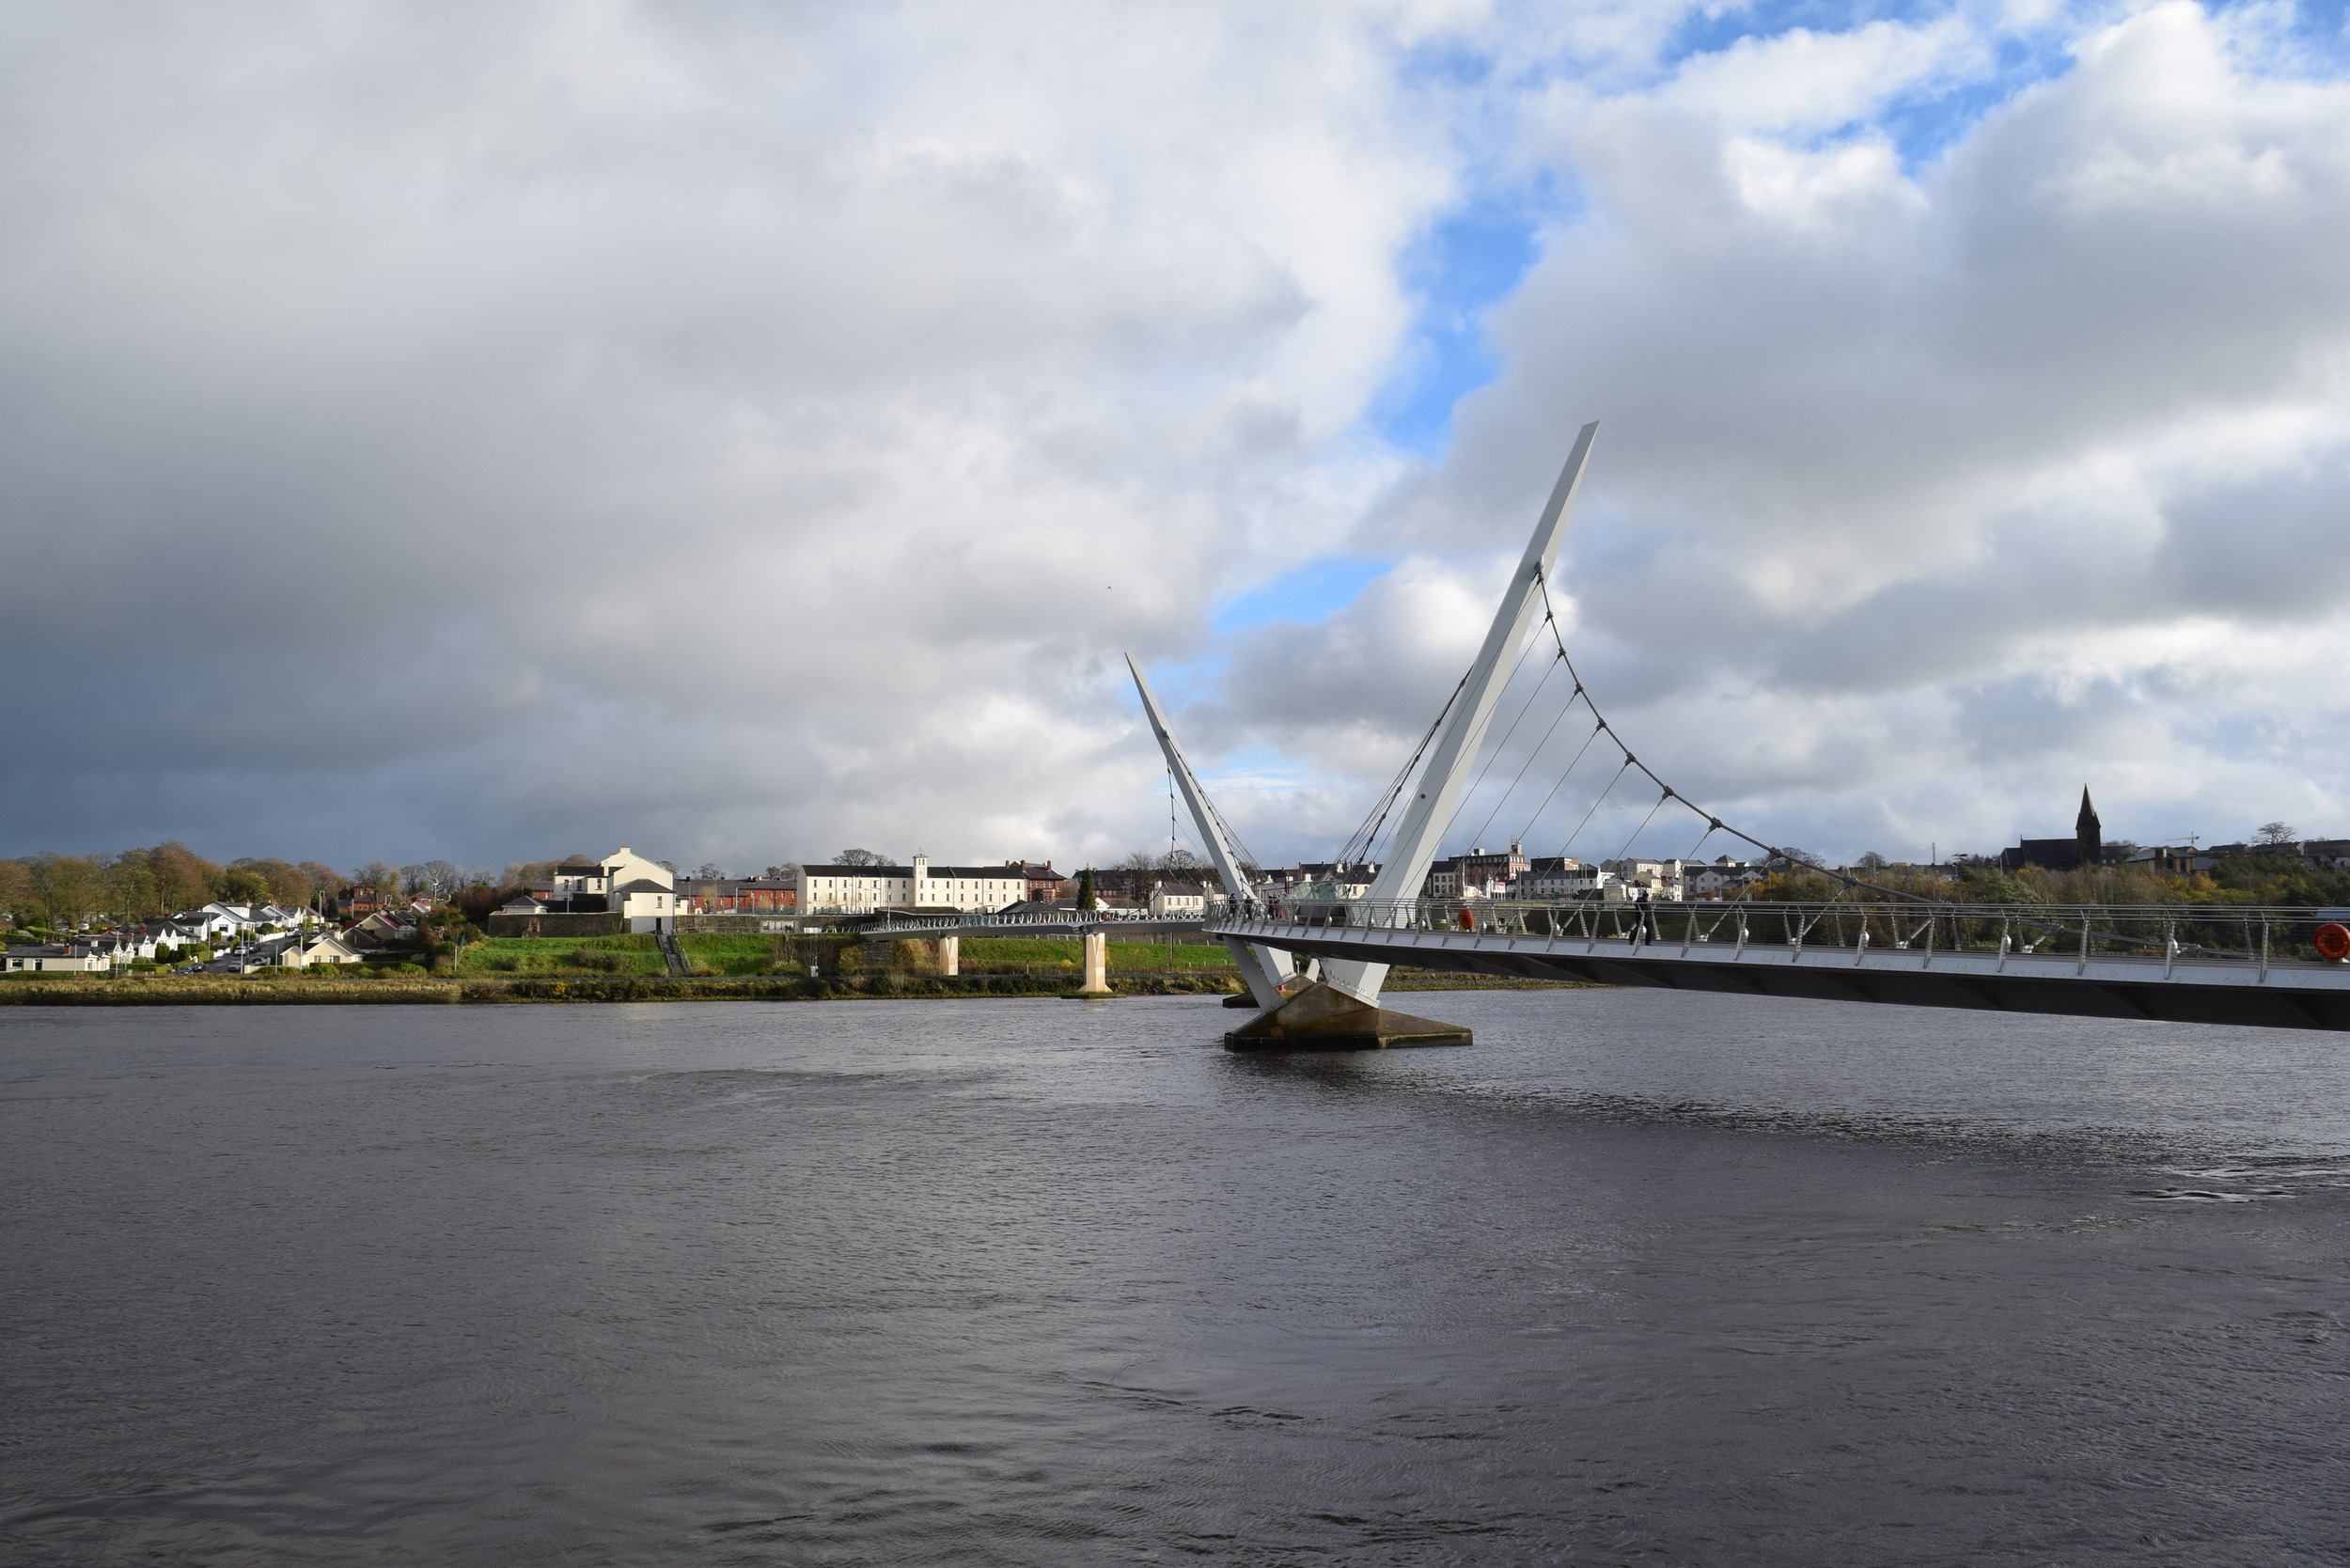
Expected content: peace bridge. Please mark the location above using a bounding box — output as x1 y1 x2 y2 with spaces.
870 421 2350 1045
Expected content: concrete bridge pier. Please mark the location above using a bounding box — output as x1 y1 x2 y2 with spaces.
1063 929 1113 998
937 935 959 977
1224 981 1472 1050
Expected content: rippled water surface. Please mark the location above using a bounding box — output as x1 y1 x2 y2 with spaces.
6 990 2350 1564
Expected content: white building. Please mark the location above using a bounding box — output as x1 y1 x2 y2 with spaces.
796 856 1028 915
272 931 363 967
1148 883 1215 918
1599 858 1685 902
534 847 682 932
1516 857 1606 900
3 940 113 973
1684 857 1762 900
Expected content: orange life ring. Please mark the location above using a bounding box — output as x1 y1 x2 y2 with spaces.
1458 908 1475 931
2315 923 2350 961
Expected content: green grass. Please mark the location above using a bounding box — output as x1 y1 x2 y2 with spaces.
457 933 666 977
678 933 792 976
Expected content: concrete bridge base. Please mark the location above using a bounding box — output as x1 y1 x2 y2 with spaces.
1223 981 1472 1051
1062 929 1115 999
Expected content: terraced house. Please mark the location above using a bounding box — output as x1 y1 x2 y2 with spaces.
796 856 1027 915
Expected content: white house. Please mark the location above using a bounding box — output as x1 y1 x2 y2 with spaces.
1148 883 1213 918
1684 857 1762 900
171 909 243 942
1517 857 1606 900
613 880 678 933
274 931 362 967
3 941 113 973
532 847 681 932
1599 858 1685 902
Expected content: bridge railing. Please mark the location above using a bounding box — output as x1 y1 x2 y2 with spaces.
1223 899 2350 972
854 908 1196 934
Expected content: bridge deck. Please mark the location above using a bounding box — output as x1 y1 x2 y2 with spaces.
1217 904 2350 1031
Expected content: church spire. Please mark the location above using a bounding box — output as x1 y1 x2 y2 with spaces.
2076 787 2102 867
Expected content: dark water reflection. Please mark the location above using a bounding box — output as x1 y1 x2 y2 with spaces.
5 991 2348 1564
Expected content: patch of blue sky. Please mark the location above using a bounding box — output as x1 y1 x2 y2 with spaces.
1876 35 2074 172
1212 556 1396 633
1364 196 1548 458
1659 0 1961 71
1653 0 2077 173
1136 653 1230 711
1193 745 1308 794
2251 0 2350 68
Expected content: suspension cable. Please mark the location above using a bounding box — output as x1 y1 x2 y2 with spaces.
1337 671 1467 868
1526 566 1946 905
1559 756 1633 860
1608 786 1673 864
1510 712 1602 844
1465 662 1585 853
1448 643 1559 839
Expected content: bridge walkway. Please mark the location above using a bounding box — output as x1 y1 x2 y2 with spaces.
1215 900 2350 1032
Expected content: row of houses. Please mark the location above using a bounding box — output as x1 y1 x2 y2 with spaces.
493 849 1081 928
1246 844 1768 907
1 887 457 973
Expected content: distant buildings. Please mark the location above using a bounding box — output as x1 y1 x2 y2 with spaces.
499 846 681 932
1998 788 2104 872
675 875 799 915
1148 883 1213 918
796 856 1029 916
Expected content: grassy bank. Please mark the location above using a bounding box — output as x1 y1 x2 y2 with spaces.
0 967 1598 1006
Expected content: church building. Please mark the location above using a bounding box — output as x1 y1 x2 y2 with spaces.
1998 789 2104 872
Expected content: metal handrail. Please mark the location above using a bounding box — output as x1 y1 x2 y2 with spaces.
1213 898 2350 969
854 907 1208 933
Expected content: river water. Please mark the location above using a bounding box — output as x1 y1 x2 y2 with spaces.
4 990 2348 1565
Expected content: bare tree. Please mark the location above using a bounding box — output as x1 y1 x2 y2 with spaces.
834 849 888 867
1856 851 1888 872
400 861 462 900
2257 821 2296 845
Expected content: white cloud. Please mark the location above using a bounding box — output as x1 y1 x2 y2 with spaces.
5 0 2349 874
1226 0 2350 860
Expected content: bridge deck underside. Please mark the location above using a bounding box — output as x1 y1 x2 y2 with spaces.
1221 922 2350 1032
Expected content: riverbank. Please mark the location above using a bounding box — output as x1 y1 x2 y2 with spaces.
0 970 1599 1006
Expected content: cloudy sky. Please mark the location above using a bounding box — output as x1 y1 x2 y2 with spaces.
4 0 2347 875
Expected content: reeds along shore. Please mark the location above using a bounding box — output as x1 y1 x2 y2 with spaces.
0 970 1594 1006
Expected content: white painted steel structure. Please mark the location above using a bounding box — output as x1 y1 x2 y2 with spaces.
1103 419 2349 1033
1213 900 2350 1030
1323 420 1598 1008
1125 654 1294 1009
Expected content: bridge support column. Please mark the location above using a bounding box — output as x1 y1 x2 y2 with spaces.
938 935 959 977
1063 929 1114 998
1221 935 1292 1010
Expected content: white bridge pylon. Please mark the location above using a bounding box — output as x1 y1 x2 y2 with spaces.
1324 420 1598 1006
1125 654 1298 1010
1123 418 1598 1015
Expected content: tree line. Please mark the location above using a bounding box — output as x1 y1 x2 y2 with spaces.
1744 854 2350 908
0 844 508 932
